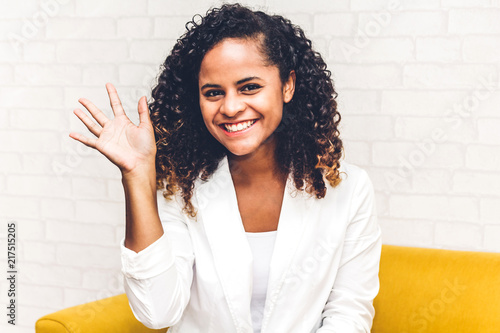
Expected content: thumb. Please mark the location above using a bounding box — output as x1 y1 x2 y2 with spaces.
137 96 151 127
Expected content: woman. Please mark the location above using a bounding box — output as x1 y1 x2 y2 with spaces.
70 4 381 333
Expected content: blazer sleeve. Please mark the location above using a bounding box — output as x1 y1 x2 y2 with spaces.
317 168 382 333
120 190 195 329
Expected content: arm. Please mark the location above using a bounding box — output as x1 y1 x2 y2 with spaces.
317 169 382 333
70 84 193 329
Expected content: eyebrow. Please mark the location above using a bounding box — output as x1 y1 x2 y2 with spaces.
200 76 261 90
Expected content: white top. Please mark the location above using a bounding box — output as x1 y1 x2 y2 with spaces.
120 158 382 333
245 230 277 333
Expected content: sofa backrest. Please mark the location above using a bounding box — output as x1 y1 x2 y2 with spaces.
372 245 500 333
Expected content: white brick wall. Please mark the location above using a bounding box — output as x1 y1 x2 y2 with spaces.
1 0 499 330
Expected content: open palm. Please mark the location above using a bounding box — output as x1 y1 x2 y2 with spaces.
69 83 157 175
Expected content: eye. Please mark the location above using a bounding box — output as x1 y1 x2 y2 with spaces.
241 84 262 93
203 90 224 98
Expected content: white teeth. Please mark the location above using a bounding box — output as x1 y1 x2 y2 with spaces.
224 120 256 133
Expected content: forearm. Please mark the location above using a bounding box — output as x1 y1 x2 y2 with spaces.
122 165 164 253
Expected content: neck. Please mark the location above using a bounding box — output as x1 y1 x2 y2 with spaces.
227 135 285 182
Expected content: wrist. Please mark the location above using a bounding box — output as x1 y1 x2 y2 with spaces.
121 163 156 187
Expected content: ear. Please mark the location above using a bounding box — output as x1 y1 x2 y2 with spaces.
283 70 296 103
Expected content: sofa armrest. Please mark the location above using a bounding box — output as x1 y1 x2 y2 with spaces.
35 293 168 333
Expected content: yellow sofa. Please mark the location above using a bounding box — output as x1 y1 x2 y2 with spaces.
36 245 500 332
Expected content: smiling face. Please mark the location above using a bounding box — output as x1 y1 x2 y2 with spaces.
198 37 295 158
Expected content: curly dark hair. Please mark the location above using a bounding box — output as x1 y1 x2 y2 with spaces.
150 3 343 218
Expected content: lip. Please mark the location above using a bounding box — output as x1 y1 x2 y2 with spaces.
219 119 259 137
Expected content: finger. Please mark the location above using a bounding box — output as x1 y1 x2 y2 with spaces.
137 96 152 127
73 109 102 137
78 98 109 127
69 132 98 149
106 82 125 116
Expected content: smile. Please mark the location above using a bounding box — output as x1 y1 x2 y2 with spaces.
222 119 257 133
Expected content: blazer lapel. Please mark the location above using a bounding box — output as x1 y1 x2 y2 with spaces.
194 156 253 331
262 177 317 329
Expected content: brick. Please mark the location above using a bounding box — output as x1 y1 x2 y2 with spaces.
65 86 113 114
337 90 379 114
118 64 158 86
463 36 500 63
56 41 128 64
107 179 124 201
0 130 61 153
82 65 118 85
75 0 147 17
351 0 439 10
18 284 64 308
403 64 497 89
268 0 349 12
15 218 45 240
412 169 452 194
484 225 500 252
466 145 500 171
373 142 463 169
378 217 434 247
394 116 475 144
282 14 313 35
330 37 414 63
22 243 56 265
7 175 71 197
313 13 355 36
0 20 24 40
481 199 500 223
365 166 413 193
0 153 22 173
358 11 445 36
381 90 464 116
0 108 8 129
333 64 401 89
24 42 56 62
343 141 371 166
0 1 38 18
130 40 171 64
341 115 393 140
75 200 125 225
47 18 116 39
0 195 39 219
0 41 23 62
153 17 189 39
435 222 482 249
56 243 120 268
24 153 66 175
23 262 82 287
47 220 115 245
416 37 461 62
389 195 478 221
0 86 63 108
442 0 492 7
478 118 500 143
71 177 107 199
82 270 123 290
453 172 500 196
41 198 74 220
449 9 500 34
10 108 68 131
0 65 13 84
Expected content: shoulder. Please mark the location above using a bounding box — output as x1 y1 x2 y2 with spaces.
334 161 373 193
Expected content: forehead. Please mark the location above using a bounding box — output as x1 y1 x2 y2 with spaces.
198 38 277 83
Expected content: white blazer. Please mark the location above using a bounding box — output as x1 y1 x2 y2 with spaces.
121 156 382 333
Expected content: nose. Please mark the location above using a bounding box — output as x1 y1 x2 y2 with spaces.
220 91 245 117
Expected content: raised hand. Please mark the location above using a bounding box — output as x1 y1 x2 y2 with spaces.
69 83 157 176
